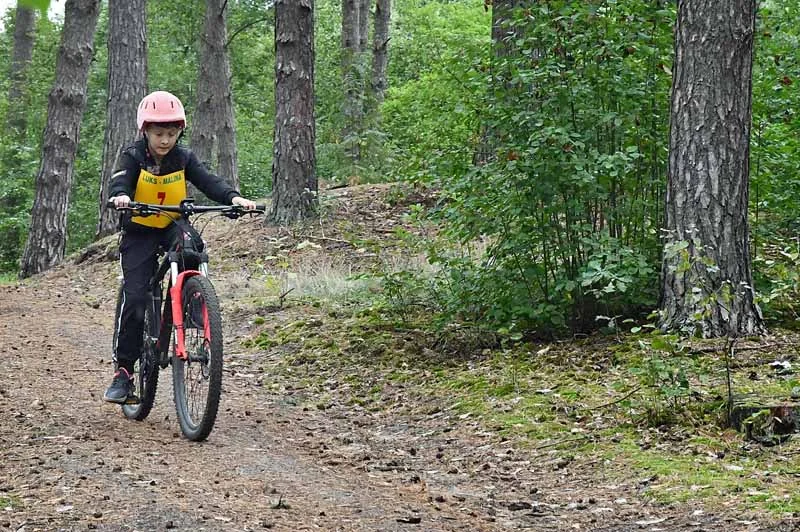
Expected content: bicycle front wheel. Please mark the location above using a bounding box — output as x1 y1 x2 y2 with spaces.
172 275 223 441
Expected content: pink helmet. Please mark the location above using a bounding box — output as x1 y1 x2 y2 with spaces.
136 91 186 131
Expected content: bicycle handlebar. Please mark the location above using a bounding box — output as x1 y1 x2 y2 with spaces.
106 199 266 219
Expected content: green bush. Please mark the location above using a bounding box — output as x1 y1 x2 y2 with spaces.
407 1 673 335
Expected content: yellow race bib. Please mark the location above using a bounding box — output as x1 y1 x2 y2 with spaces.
132 169 187 228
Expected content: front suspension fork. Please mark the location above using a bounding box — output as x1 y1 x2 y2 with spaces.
168 262 209 361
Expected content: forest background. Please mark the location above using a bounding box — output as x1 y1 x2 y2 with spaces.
5 1 800 521
0 0 799 338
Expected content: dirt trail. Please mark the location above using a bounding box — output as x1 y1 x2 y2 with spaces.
2 272 489 531
1 188 796 531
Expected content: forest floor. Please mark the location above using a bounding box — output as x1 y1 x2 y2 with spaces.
2 184 800 531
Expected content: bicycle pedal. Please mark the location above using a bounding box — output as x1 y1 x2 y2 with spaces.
124 394 141 405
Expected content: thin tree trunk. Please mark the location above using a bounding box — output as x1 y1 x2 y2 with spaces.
1 6 37 269
474 0 523 166
659 0 764 337
270 0 317 225
19 0 101 278
7 6 37 137
370 0 390 106
96 0 146 238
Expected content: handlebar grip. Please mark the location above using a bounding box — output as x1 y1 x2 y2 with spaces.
106 198 137 209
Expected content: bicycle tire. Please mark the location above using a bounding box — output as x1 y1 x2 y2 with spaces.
172 275 223 441
115 286 160 420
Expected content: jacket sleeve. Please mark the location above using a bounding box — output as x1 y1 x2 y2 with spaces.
108 147 142 198
183 149 241 205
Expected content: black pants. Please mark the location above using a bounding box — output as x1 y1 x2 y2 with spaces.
113 225 178 371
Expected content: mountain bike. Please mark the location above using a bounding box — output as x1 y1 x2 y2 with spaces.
109 198 264 441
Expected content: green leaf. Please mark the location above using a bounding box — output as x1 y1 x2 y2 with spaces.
650 336 673 352
18 0 50 13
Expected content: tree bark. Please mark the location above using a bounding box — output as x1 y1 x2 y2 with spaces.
189 1 219 203
341 0 362 162
191 0 239 202
270 0 317 225
19 0 101 278
370 0 390 106
659 0 764 337
474 0 523 166
211 0 239 192
96 0 146 238
7 6 37 137
358 0 369 53
192 0 223 174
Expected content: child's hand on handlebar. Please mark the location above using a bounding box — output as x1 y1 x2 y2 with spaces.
232 196 258 210
111 195 131 209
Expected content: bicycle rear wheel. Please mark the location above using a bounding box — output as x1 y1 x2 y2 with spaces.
172 275 223 441
112 286 159 420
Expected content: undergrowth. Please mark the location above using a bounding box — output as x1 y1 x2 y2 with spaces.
240 294 800 515
225 183 800 517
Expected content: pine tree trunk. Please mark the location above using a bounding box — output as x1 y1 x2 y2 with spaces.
341 0 362 163
212 0 240 192
370 0 390 106
270 0 317 225
7 6 36 137
19 0 101 278
96 0 146 238
659 0 764 337
191 0 239 197
1 7 37 269
358 0 369 53
189 0 221 203
474 0 523 166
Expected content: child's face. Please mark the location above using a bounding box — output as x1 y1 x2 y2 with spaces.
145 124 182 159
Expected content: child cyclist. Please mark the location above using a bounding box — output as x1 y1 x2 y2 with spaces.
104 90 257 403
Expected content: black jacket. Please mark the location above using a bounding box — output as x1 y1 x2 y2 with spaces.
109 139 241 231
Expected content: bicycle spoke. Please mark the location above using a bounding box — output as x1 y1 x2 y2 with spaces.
172 276 222 442
120 288 160 421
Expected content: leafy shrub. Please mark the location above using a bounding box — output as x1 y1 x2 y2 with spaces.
629 332 710 427
389 1 675 336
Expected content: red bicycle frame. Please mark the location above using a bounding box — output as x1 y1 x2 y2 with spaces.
110 199 263 361
168 270 211 360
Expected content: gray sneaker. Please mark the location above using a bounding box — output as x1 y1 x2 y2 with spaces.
103 368 133 403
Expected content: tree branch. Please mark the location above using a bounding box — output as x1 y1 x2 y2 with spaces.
226 2 275 48
586 385 642 411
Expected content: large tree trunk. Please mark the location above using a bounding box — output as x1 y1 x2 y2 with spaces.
191 0 239 202
189 0 220 203
270 0 317 225
341 0 362 163
7 6 37 137
358 0 369 53
19 0 101 278
210 0 239 192
370 0 390 106
96 0 146 238
659 0 764 337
